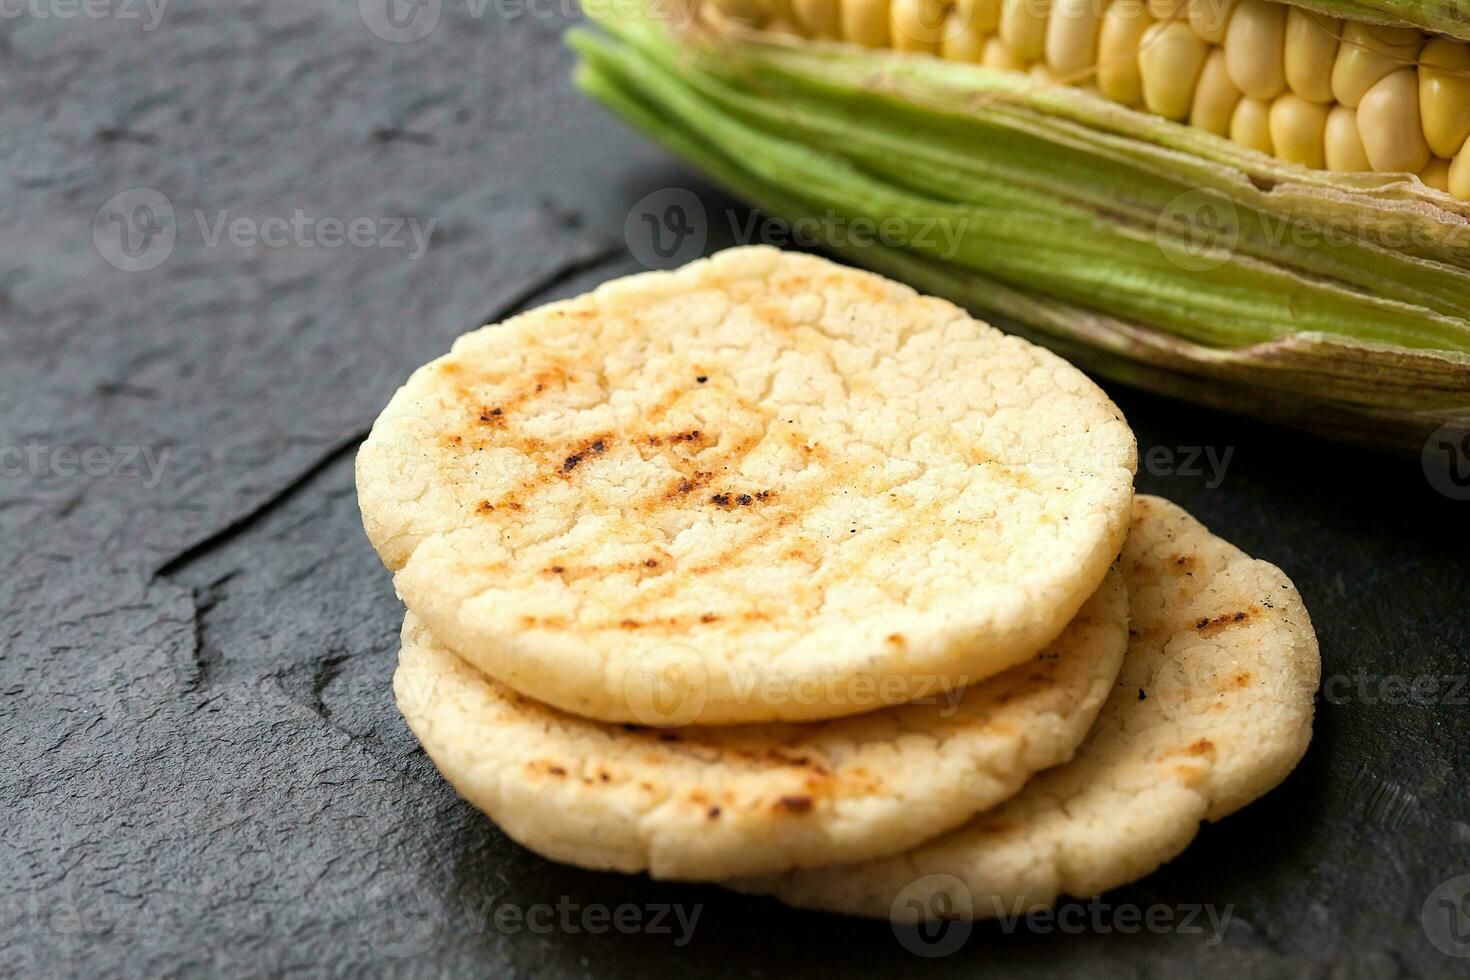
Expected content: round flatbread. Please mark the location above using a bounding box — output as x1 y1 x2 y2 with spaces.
359 246 1136 724
393 569 1127 881
736 495 1319 919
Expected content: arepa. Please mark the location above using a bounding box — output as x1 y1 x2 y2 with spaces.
737 495 1319 919
394 568 1126 880
359 247 1135 724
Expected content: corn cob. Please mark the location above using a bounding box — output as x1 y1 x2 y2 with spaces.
571 3 1470 449
698 0 1470 198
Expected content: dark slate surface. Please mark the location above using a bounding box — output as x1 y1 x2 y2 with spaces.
3 2 1467 976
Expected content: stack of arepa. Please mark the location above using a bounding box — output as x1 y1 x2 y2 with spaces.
355 246 1319 921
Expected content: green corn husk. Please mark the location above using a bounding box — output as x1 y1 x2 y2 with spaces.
569 9 1470 451
1267 0 1469 39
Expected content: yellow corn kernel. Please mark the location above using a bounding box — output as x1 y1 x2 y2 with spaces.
957 0 1004 34
1186 0 1236 43
999 0 1053 62
786 0 837 36
1097 0 1153 106
941 9 990 61
1231 96 1274 154
1418 39 1470 160
1030 62 1060 82
1224 0 1287 101
1324 105 1372 171
1145 0 1185 19
791 0 840 37
983 34 1031 70
1420 157 1452 193
1139 21 1209 120
1269 93 1329 168
1283 9 1338 103
1358 68 1431 173
1449 138 1470 199
891 0 947 52
1330 22 1422 108
1045 0 1105 79
842 0 892 46
1191 48 1242 136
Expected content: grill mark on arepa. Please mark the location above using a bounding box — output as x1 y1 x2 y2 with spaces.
559 435 612 474
433 335 1041 634
1195 606 1262 637
498 693 896 811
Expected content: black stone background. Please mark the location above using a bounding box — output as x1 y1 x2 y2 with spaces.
3 1 1467 976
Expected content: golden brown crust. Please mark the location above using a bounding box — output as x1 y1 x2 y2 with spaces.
359 246 1136 724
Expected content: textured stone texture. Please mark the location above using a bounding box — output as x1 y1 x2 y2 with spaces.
1 1 1466 976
